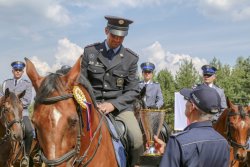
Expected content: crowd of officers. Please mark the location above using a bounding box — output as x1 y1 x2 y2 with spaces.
1 15 230 167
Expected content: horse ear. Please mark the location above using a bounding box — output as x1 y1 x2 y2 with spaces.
5 88 10 97
25 57 43 91
62 55 82 85
18 90 26 99
226 97 233 108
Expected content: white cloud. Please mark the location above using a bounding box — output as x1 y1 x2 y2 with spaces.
142 41 207 75
73 0 169 8
45 4 70 25
0 0 70 25
197 0 250 21
30 38 83 76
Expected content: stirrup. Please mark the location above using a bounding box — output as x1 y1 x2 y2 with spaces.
20 156 29 167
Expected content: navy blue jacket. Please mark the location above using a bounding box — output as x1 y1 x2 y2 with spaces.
160 121 230 167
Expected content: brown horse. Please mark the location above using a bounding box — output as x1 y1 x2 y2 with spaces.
0 88 25 166
213 99 250 167
25 56 118 167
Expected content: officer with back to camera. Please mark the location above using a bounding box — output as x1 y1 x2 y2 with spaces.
159 85 230 167
139 62 164 109
2 61 34 166
81 15 143 167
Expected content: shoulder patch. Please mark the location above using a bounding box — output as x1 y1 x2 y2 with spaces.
85 42 101 48
171 130 188 137
125 48 138 57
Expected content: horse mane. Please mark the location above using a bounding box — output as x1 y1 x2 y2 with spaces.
35 72 97 107
78 73 97 107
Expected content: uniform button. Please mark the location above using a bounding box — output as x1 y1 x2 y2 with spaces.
121 74 123 77
94 70 96 72
104 84 107 87
106 73 109 76
103 91 106 94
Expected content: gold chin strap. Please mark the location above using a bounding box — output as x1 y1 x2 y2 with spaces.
72 86 87 109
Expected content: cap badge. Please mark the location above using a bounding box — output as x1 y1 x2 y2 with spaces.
118 20 124 25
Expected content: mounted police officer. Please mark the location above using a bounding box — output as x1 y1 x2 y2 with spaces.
159 85 230 167
81 15 143 167
139 62 164 109
2 61 33 167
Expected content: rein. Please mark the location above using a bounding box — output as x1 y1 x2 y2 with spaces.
226 106 249 150
35 89 104 166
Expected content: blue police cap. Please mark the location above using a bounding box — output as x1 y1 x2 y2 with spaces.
105 15 133 36
180 85 221 114
140 62 155 72
11 61 25 70
201 65 217 75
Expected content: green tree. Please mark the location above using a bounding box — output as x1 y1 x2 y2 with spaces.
156 69 176 129
230 56 250 104
175 59 200 90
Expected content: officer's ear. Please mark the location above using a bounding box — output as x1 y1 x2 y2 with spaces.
105 27 109 35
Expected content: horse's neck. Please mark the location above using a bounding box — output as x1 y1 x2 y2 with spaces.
214 109 228 138
0 119 6 138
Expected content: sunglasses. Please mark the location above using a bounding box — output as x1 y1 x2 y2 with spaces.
14 69 23 72
203 74 213 77
143 71 152 74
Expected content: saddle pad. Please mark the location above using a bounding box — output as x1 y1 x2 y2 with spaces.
106 116 126 167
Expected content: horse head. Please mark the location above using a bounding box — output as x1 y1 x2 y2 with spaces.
25 56 83 166
226 99 250 162
0 88 25 141
26 56 115 167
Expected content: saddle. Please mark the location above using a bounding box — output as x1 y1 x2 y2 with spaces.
105 114 130 155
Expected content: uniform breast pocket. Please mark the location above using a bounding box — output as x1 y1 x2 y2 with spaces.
113 70 128 88
87 65 105 79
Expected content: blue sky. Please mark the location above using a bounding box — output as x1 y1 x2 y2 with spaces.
0 0 250 83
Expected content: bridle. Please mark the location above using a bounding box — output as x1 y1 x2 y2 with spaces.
35 88 105 167
226 105 249 150
0 98 23 145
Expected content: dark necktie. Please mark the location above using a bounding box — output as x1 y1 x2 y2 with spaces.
15 80 17 86
107 49 115 60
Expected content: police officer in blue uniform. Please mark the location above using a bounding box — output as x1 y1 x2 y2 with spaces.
199 65 227 109
139 62 163 109
81 15 143 167
2 61 34 166
159 86 230 167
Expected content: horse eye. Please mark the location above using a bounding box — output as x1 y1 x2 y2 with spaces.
68 117 78 127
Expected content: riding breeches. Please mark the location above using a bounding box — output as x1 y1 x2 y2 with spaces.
23 116 34 155
114 111 144 167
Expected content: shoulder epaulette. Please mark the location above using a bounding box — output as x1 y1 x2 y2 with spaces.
192 83 202 89
153 81 159 84
23 79 31 83
85 42 101 48
126 48 138 57
214 84 222 88
171 130 188 137
3 79 12 83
